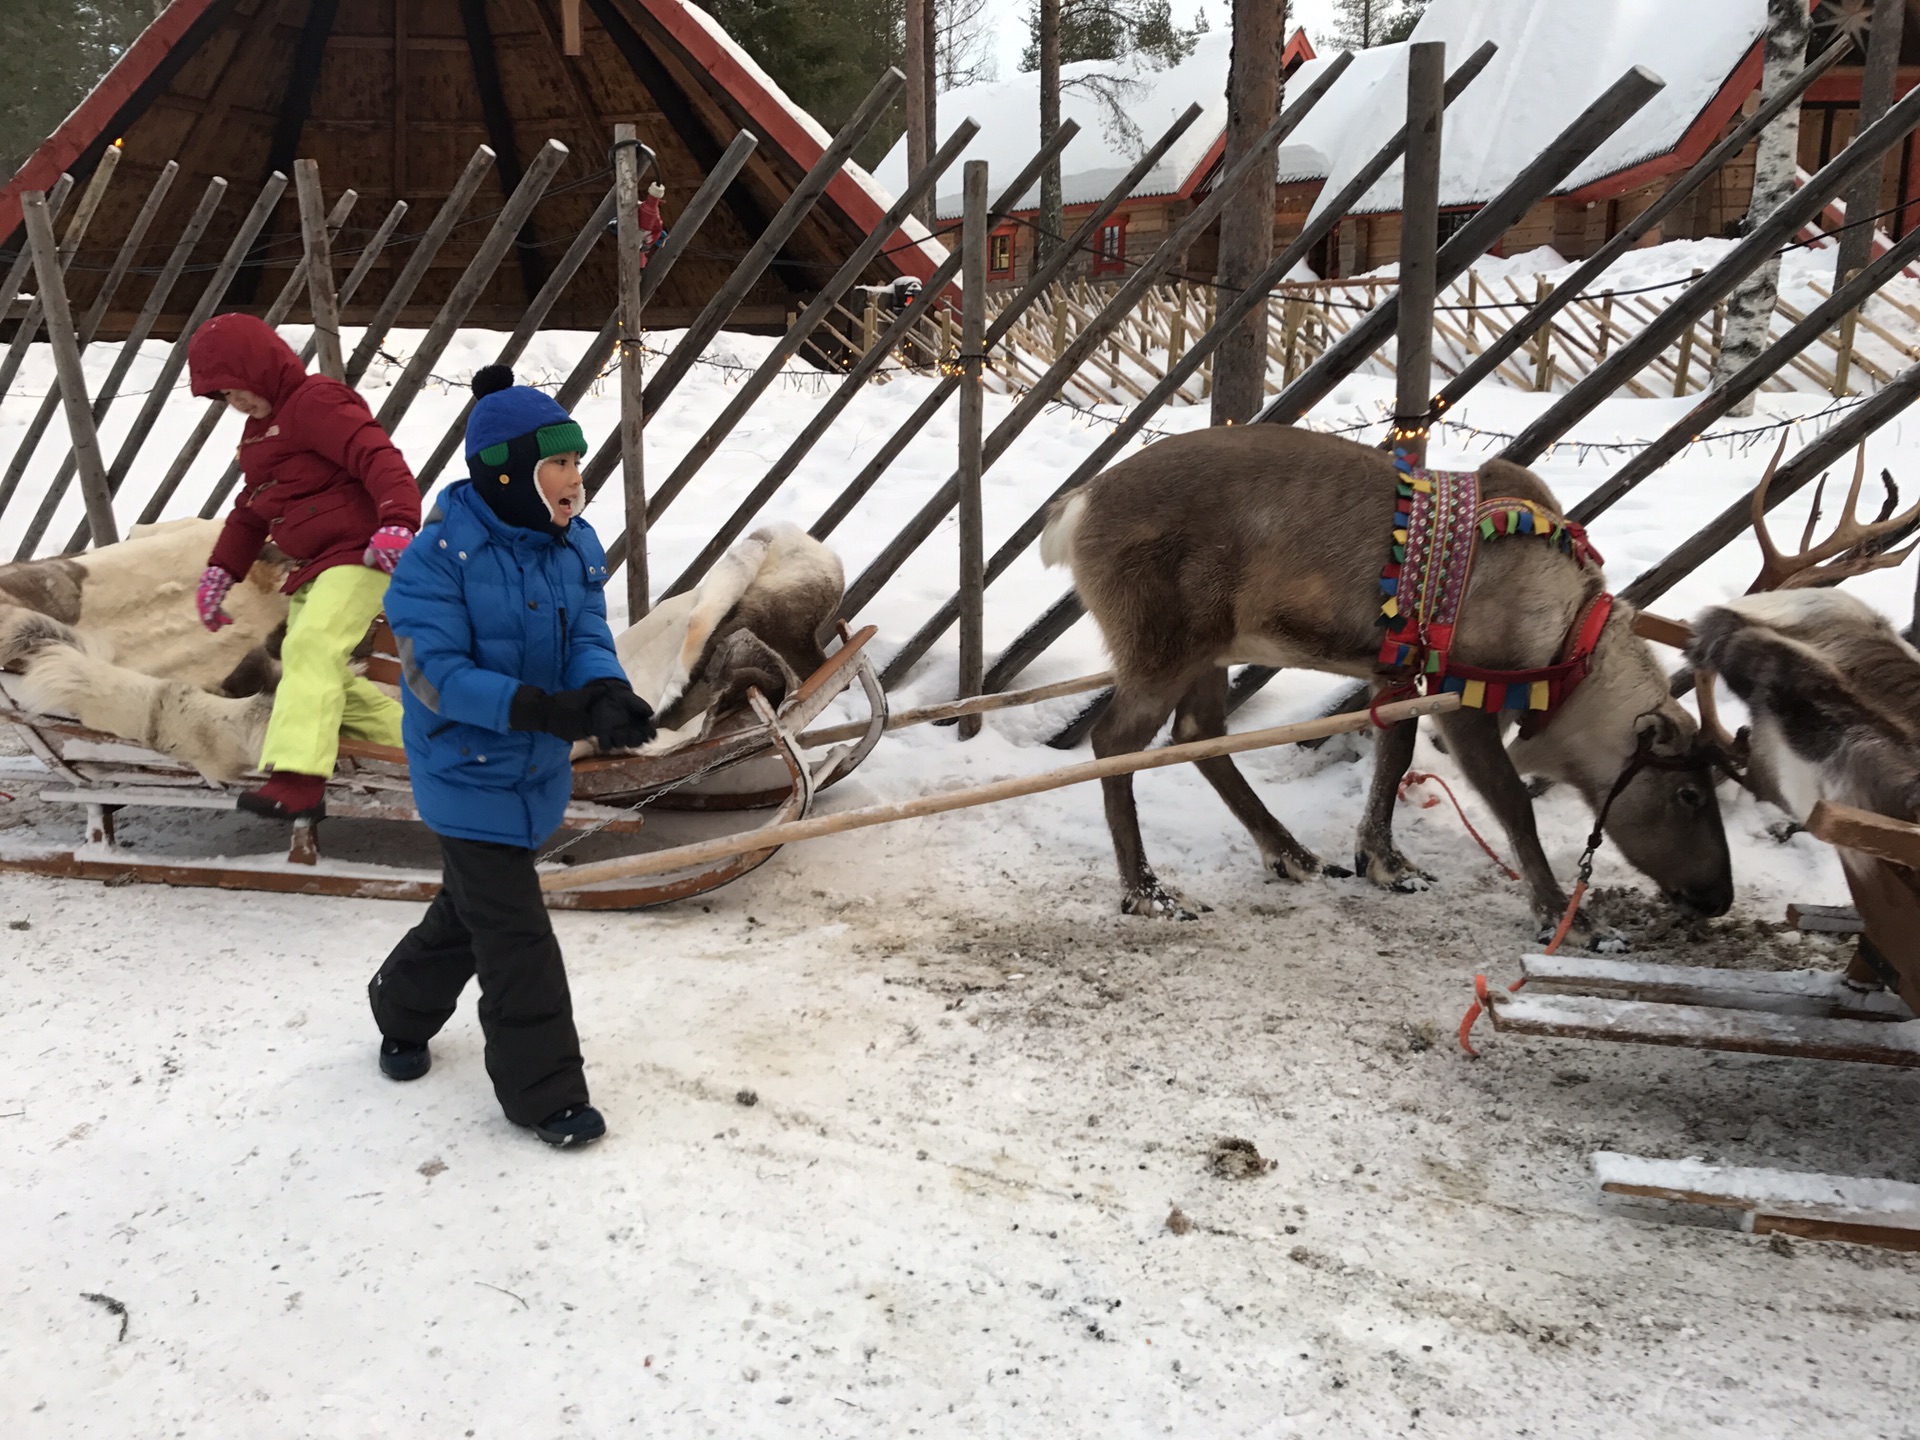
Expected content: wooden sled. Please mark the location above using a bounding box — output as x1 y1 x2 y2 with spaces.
0 626 886 911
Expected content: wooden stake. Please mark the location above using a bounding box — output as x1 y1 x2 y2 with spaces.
562 0 582 54
21 194 116 546
0 173 73 333
294 160 344 380
614 124 650 620
1394 42 1445 463
1833 268 1860 396
957 161 989 739
541 692 1462 893
1534 275 1556 392
0 149 120 404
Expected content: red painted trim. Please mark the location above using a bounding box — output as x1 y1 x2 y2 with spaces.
0 0 225 241
633 0 942 284
1564 38 1764 204
1176 26 1319 202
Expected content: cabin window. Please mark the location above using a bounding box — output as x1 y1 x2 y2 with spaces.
989 230 1014 276
1093 217 1127 275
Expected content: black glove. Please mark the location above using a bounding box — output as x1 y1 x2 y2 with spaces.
509 677 655 749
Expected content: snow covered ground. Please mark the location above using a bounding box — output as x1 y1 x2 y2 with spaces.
4 243 1920 1435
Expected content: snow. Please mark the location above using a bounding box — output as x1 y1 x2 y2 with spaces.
1315 0 1767 218
5 234 1920 1432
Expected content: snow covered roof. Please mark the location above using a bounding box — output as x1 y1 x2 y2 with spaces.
875 29 1315 220
1312 0 1767 218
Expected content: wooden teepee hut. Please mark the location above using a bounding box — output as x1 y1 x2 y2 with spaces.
0 0 933 338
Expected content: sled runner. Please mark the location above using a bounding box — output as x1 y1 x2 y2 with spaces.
0 626 886 910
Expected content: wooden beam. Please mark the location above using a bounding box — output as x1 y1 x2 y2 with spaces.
1596 1152 1920 1254
1806 800 1920 869
541 693 1462 894
563 0 583 54
293 159 344 379
956 161 989 737
615 126 651 619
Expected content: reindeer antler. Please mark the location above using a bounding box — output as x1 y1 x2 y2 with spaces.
1750 439 1920 592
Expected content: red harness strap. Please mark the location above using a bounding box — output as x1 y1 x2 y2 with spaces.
1438 591 1615 738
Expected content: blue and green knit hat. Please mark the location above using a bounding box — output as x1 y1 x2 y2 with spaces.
465 364 589 531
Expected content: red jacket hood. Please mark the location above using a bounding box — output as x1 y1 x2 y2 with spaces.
188 313 309 408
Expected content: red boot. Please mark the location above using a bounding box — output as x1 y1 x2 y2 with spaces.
237 770 328 821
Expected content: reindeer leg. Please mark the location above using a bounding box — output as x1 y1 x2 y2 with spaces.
1172 668 1346 882
1433 708 1627 952
1353 707 1433 892
1092 678 1205 920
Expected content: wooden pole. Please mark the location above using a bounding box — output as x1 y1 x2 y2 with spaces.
1621 353 1920 610
577 70 908 508
799 671 1114 748
884 47 1504 693
904 0 932 229
1430 36 1850 424
540 693 1462 893
21 194 116 547
0 176 224 538
410 180 629 493
119 187 359 543
614 124 650 621
1567 220 1920 527
843 55 1357 640
1393 41 1445 464
147 195 405 542
1503 68 1920 465
294 159 344 380
550 131 759 416
1837 0 1905 281
0 163 175 525
344 144 496 386
1263 65 1667 429
1210 0 1286 425
1832 269 1859 396
71 172 289 550
956 161 989 738
625 117 979 543
375 139 569 434
0 150 121 404
0 174 73 330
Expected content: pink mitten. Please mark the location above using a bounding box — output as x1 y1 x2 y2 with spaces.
196 565 235 632
363 525 413 574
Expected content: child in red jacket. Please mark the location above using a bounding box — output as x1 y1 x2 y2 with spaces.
189 314 421 819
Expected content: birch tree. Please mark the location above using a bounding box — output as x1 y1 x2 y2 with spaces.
1707 0 1809 410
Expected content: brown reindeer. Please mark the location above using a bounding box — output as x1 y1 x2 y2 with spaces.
1041 425 1733 947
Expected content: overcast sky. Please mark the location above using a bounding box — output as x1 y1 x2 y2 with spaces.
977 0 1344 85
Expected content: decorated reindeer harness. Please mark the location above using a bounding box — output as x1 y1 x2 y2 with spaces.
1378 448 1611 736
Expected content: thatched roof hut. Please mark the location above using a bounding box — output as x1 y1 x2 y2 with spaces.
1 0 934 338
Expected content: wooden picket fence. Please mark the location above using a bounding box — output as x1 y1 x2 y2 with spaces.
815 271 1920 407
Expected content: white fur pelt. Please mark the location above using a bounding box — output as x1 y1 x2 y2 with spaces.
612 523 845 752
17 639 271 783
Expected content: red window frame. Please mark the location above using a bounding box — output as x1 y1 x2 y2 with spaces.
1092 216 1128 275
989 228 1015 276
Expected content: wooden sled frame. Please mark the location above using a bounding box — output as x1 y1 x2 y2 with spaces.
0 626 888 911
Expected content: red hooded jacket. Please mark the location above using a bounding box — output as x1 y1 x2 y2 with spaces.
190 314 420 593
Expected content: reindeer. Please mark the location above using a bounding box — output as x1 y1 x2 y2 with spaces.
1041 425 1734 947
1688 442 1920 824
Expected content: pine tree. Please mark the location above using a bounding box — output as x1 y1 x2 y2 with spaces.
1329 0 1424 49
0 2 156 179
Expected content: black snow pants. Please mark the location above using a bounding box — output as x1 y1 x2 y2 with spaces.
368 835 588 1126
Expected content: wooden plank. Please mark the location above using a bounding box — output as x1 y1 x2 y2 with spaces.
294 160 345 380
957 160 989 739
1806 799 1920 868
614 123 650 619
1487 991 1920 1066
1786 901 1866 934
542 691 1462 893
1518 954 1914 1020
19 193 117 547
1595 1152 1920 1253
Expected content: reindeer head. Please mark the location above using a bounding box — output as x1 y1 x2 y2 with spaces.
1512 606 1734 916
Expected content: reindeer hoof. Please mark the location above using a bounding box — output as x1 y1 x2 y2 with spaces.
1265 851 1334 884
1122 881 1206 921
1355 850 1433 892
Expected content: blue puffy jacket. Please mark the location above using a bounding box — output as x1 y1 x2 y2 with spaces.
384 481 628 848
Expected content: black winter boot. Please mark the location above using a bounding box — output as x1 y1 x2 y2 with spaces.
531 1104 605 1147
379 1037 431 1081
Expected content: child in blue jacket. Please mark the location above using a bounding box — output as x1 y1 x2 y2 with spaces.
368 366 655 1147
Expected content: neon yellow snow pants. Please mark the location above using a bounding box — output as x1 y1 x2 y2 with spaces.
258 563 404 776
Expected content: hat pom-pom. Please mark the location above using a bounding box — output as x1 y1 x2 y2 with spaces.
472 364 514 399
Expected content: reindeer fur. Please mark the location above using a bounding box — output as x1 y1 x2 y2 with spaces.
1687 589 1920 823
1044 425 1733 938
